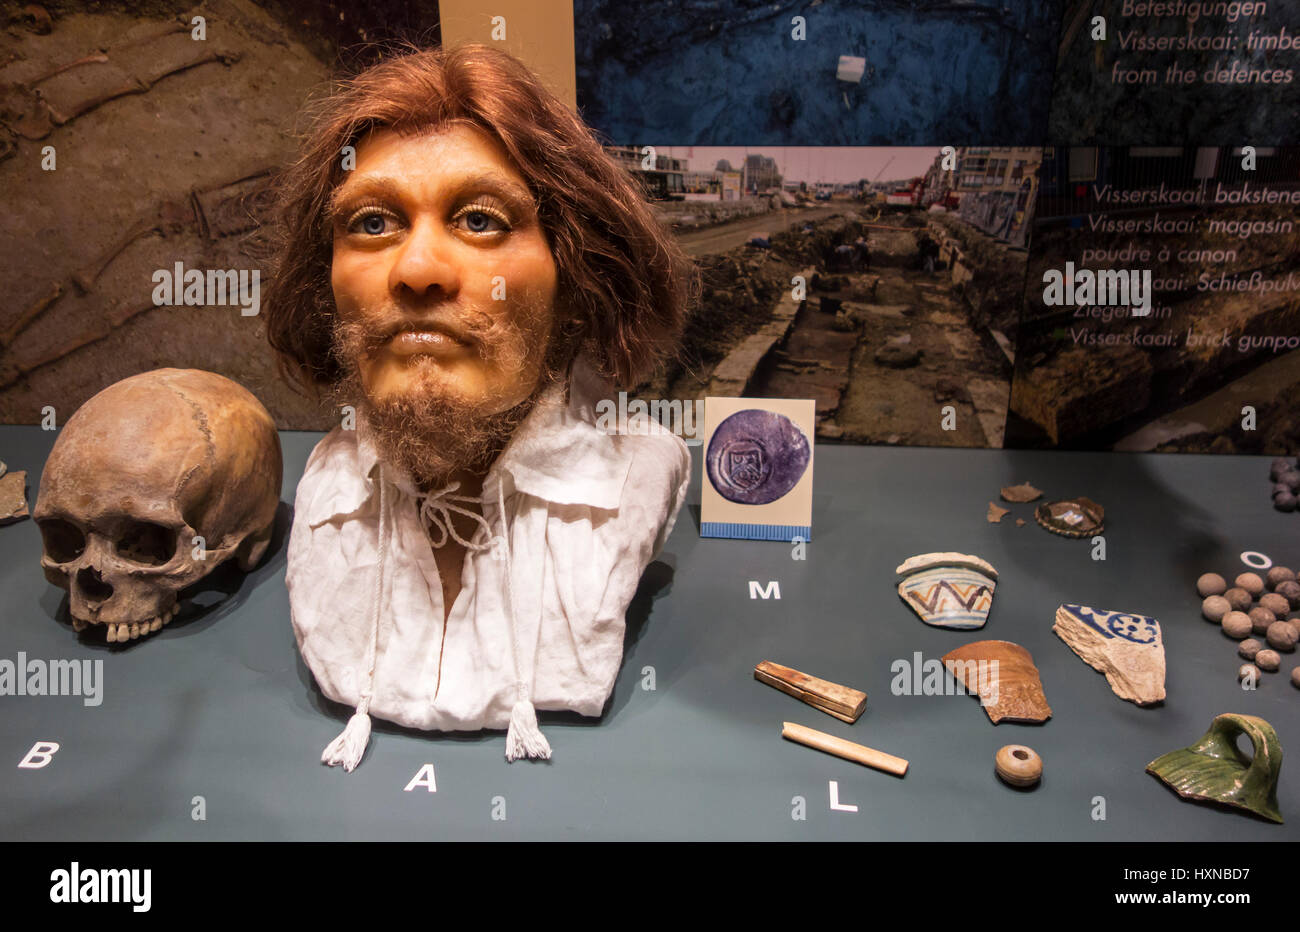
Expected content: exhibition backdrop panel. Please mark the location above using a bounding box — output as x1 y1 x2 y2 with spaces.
1051 0 1300 146
1010 145 1300 453
1 427 1296 841
439 0 577 109
572 0 1065 146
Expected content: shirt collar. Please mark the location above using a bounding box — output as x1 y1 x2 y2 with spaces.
307 356 631 527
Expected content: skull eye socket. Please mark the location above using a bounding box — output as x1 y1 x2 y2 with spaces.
115 521 177 566
38 518 86 563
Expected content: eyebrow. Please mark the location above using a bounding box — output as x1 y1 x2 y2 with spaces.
327 171 538 225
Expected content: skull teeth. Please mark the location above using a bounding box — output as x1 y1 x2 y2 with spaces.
70 606 176 641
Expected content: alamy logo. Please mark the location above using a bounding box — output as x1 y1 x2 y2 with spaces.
1043 261 1152 316
0 653 102 706
890 651 999 706
152 262 261 316
594 392 703 446
50 862 151 912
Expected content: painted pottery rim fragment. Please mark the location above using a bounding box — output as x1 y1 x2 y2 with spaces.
896 552 999 630
895 551 998 580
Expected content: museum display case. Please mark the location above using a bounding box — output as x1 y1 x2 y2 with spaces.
1 1 1298 882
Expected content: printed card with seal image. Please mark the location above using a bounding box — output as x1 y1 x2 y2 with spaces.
700 397 815 541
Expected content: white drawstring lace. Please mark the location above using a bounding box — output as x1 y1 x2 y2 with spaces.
418 481 497 552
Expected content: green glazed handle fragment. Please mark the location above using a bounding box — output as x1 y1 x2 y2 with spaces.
1147 713 1283 823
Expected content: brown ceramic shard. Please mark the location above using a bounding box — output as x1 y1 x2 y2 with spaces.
986 501 1009 523
0 470 29 525
942 640 1052 724
1000 482 1042 503
1054 604 1166 705
1035 497 1104 538
1147 713 1283 823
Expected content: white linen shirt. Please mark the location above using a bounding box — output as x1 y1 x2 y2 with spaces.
286 364 690 734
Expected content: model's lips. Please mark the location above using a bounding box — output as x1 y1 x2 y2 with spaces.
388 327 472 356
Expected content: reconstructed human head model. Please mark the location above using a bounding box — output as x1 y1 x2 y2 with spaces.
266 44 697 487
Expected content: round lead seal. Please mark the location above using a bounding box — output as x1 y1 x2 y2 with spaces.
706 409 810 505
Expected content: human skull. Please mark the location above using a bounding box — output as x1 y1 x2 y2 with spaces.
34 369 282 643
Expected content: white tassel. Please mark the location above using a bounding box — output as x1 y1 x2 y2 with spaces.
505 699 551 761
321 711 372 772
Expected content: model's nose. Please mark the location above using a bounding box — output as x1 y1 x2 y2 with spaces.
389 219 461 302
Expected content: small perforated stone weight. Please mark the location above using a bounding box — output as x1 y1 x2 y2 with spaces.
995 744 1042 788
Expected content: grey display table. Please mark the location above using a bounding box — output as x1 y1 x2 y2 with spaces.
1 425 1296 840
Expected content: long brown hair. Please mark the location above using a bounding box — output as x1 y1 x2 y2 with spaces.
264 43 696 396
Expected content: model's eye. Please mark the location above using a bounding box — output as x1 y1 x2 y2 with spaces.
454 205 511 235
344 206 401 237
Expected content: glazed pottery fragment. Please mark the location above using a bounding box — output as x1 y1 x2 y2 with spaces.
942 639 1052 724
1054 604 1166 705
1035 497 1104 538
896 552 997 630
1147 713 1283 823
705 408 810 505
1000 482 1042 503
0 469 28 525
986 502 1008 523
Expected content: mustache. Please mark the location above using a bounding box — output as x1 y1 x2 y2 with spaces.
351 306 499 355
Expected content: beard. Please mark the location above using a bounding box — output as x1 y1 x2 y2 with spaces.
329 298 570 491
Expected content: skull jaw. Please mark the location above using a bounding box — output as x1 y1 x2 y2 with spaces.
69 603 181 642
45 557 197 643
44 527 271 644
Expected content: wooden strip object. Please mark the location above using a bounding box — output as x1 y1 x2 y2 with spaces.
781 722 908 776
754 660 867 723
